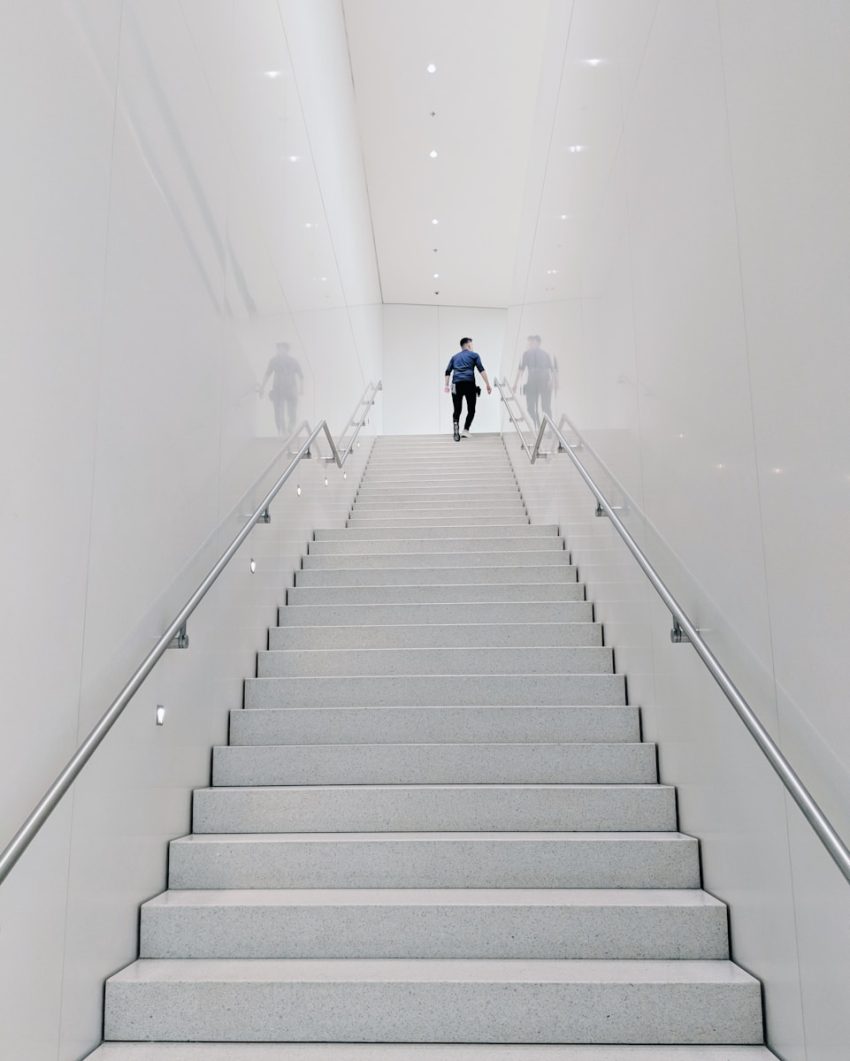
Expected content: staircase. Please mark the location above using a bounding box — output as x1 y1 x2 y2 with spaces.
91 434 775 1059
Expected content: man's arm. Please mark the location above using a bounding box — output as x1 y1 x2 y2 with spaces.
443 356 454 393
478 369 492 395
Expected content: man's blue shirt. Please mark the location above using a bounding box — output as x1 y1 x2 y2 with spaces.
445 350 484 381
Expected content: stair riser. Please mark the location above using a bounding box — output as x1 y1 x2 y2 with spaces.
360 476 518 489
244 673 625 709
355 491 522 503
212 744 656 786
168 836 701 890
104 977 761 1043
353 500 526 511
140 903 728 960
301 551 573 569
315 525 557 540
293 567 577 587
229 706 641 747
308 538 565 554
192 786 676 833
255 646 613 678
276 602 593 626
268 623 602 650
286 585 585 605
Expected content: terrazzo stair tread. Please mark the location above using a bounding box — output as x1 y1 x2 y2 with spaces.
268 621 602 650
293 565 578 587
168 832 702 889
315 524 558 540
244 673 625 709
308 536 566 554
212 742 656 786
301 551 574 569
229 705 641 746
348 516 532 528
104 958 762 1044
139 888 728 960
359 476 519 488
348 509 529 521
191 783 676 833
276 602 594 626
255 645 613 678
87 1045 779 1060
286 584 586 605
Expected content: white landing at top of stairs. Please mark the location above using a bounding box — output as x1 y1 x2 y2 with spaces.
88 1045 779 1059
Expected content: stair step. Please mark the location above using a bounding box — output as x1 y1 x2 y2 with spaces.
168 832 701 889
277 601 592 626
360 476 518 488
348 516 531 527
294 565 578 587
244 673 625 708
302 550 573 568
229 705 641 746
268 622 602 649
104 958 762 1044
212 742 656 786
286 584 585 605
192 784 676 833
257 646 612 678
308 536 565 554
352 500 526 512
355 489 522 502
88 1045 778 1059
139 888 728 960
315 525 558 540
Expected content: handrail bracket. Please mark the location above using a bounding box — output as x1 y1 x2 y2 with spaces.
168 624 189 650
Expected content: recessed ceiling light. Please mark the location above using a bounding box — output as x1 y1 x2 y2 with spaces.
265 70 282 79
585 58 603 67
569 145 587 153
560 214 569 220
426 63 437 73
433 273 440 279
320 276 328 282
431 218 439 225
288 155 300 162
304 222 314 229
429 150 438 158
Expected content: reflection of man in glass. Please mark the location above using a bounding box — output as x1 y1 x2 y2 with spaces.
258 341 303 435
514 335 558 429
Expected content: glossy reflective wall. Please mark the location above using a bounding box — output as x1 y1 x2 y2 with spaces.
0 2 380 1057
503 3 850 1059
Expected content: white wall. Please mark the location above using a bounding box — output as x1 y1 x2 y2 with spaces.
383 304 505 434
504 3 850 1059
0 2 379 1058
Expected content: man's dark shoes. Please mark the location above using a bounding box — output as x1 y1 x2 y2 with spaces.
453 422 460 442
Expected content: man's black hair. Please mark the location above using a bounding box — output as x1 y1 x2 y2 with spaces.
459 337 473 348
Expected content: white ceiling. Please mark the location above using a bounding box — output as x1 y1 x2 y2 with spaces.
342 0 551 308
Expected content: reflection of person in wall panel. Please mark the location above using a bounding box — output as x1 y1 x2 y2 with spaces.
444 337 492 442
258 341 303 436
514 335 558 429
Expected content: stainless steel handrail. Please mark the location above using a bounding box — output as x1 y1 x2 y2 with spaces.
0 380 382 886
496 377 850 885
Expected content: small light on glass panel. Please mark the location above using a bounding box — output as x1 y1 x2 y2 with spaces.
426 63 437 74
715 464 725 471
431 218 439 225
433 273 440 279
288 155 300 163
156 705 166 726
343 471 348 480
250 558 257 573
320 276 328 282
569 145 587 154
304 222 315 229
324 477 329 487
546 269 559 276
771 467 784 475
584 58 603 67
429 150 439 158
265 70 282 79
560 214 569 220
296 484 302 496
678 433 686 440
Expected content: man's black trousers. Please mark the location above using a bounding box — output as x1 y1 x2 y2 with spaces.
452 380 477 430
